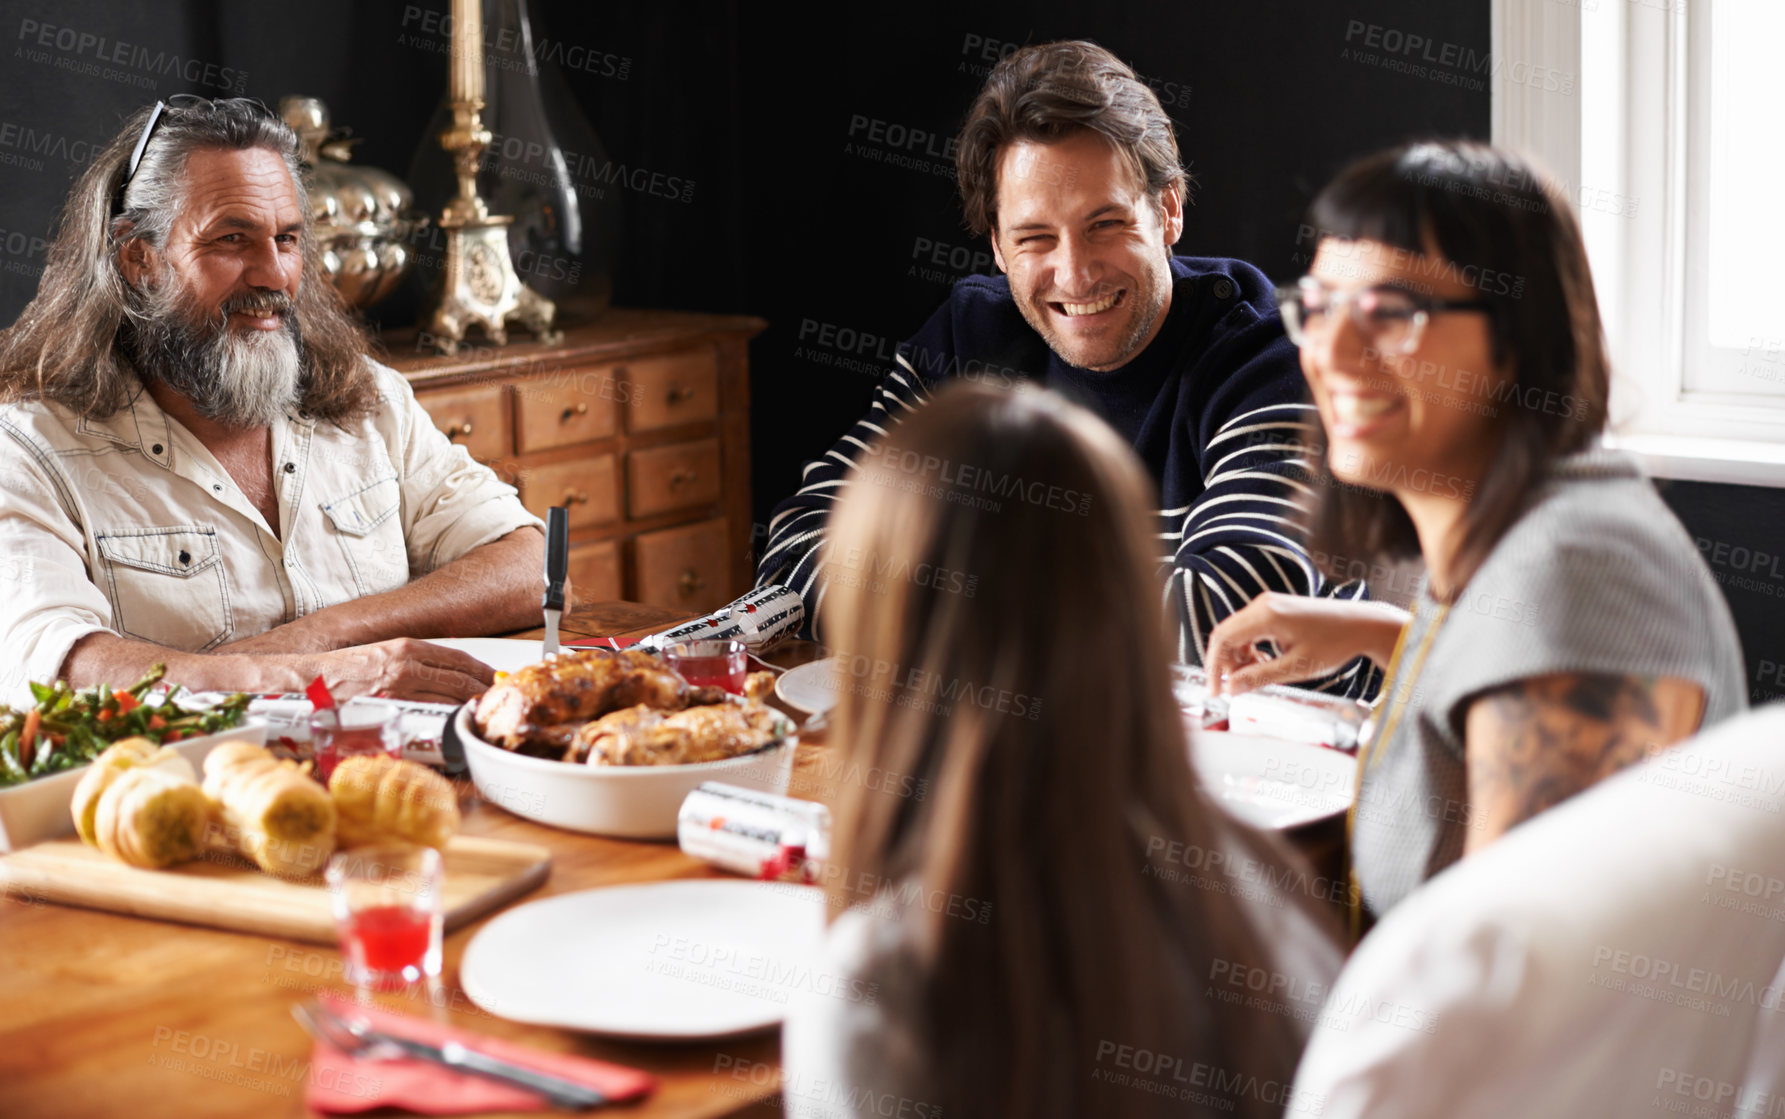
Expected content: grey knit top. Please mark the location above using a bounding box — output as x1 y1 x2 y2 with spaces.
1352 448 1748 917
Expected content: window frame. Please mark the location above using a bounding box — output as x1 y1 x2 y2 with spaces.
1493 0 1785 487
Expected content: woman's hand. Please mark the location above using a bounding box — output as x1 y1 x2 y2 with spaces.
1205 593 1409 695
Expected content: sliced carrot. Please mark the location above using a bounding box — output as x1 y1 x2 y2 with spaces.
18 709 39 769
114 692 140 715
162 730 182 743
148 715 166 731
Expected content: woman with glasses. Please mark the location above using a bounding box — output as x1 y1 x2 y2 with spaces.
1205 140 1745 926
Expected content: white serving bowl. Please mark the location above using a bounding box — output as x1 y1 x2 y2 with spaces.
0 721 268 853
457 704 797 840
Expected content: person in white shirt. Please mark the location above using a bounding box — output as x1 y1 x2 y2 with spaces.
0 96 543 701
1288 703 1785 1118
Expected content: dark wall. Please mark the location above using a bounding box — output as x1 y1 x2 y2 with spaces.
1656 481 1785 708
20 1 1777 690
0 0 1492 512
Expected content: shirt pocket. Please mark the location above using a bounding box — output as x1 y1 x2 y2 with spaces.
320 475 408 597
95 526 234 652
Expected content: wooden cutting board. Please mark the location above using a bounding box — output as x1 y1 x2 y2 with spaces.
0 834 551 944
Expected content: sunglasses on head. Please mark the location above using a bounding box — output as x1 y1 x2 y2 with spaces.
115 94 277 215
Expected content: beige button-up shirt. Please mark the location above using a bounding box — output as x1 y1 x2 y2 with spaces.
0 359 541 694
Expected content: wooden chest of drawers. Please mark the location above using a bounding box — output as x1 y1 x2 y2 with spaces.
381 309 766 616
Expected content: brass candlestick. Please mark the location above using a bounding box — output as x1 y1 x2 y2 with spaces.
423 0 561 355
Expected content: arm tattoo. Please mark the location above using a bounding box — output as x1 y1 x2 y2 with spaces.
1465 673 1665 846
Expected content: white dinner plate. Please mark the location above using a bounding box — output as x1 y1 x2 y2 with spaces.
460 880 827 1040
419 637 549 676
1190 731 1357 830
775 657 837 715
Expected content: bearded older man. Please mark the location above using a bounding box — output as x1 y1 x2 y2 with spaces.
0 96 543 702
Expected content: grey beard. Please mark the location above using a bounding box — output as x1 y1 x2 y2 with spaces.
129 281 304 429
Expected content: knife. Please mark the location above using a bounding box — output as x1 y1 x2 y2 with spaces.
542 505 568 657
368 1028 607 1109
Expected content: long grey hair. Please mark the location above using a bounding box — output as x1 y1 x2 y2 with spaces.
0 97 377 422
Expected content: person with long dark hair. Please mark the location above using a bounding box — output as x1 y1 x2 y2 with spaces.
1205 140 1746 924
781 381 1343 1119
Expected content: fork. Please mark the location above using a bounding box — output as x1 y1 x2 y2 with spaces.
291 999 609 1110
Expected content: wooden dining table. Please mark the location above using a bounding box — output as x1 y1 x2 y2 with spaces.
0 600 833 1119
0 600 1353 1119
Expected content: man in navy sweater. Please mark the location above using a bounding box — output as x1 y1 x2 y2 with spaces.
756 40 1374 695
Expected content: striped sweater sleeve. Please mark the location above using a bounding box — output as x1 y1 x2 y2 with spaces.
1164 399 1380 699
754 360 933 641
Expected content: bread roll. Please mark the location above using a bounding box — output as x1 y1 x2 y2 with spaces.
92 767 209 869
70 737 197 847
328 755 459 850
202 741 337 877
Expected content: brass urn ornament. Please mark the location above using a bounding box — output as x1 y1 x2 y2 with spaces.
423 0 561 354
278 96 422 309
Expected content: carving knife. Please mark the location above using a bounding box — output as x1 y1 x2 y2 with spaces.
542 506 568 657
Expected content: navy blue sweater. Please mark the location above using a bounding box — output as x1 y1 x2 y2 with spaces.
758 255 1375 696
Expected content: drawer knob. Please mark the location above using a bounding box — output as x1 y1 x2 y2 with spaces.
666 384 695 405
678 569 707 598
561 403 589 421
669 469 697 487
446 421 474 439
564 489 590 505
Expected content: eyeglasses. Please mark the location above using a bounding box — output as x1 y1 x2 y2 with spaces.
116 95 278 212
1276 277 1492 355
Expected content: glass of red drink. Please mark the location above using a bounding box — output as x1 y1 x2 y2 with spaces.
311 700 401 783
665 639 749 694
325 844 443 990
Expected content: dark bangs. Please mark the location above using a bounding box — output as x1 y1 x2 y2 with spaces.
1300 140 1612 594
1307 150 1430 256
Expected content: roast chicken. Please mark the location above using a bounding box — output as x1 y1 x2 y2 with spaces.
473 648 714 754
472 647 781 761
572 701 786 766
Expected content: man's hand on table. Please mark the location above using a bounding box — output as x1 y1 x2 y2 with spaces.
309 637 496 702
217 527 546 656
58 529 544 701
54 520 696 704
211 614 360 656
62 632 497 703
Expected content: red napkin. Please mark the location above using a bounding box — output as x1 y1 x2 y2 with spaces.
304 991 655 1114
307 675 337 710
